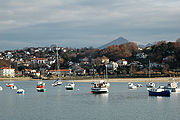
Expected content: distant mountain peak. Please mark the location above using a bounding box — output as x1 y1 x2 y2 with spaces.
99 36 129 49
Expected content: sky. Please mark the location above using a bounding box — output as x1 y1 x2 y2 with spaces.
0 0 180 50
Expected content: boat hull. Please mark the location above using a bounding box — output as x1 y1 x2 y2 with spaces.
91 88 109 94
149 90 171 96
65 87 74 90
36 88 46 92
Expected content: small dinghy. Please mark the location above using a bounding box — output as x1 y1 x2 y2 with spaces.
17 89 25 94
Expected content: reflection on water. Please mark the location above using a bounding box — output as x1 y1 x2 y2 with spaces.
93 93 109 103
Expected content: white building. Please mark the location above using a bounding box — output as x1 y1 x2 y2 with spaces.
107 61 118 71
0 67 15 77
31 58 47 64
116 59 128 66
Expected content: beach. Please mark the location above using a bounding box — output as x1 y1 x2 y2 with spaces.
1 77 180 82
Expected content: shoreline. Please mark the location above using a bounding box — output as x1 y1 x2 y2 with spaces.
0 77 180 83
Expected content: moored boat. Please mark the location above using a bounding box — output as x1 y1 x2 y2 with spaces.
17 89 25 94
0 86 3 91
52 78 62 87
148 88 171 96
91 81 109 94
65 82 75 90
146 82 155 90
37 81 46 92
6 83 14 87
128 82 137 89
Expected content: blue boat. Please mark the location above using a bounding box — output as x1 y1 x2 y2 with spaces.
148 88 171 96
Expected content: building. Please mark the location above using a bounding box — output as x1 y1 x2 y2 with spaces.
0 67 15 77
31 58 47 64
116 59 128 66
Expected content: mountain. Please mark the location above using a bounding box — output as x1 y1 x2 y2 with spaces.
138 43 153 48
99 37 129 49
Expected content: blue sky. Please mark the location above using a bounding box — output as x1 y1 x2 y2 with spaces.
0 0 180 50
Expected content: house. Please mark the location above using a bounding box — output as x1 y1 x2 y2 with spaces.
31 58 47 64
101 56 109 64
107 61 118 71
0 67 15 77
136 53 147 59
116 59 128 66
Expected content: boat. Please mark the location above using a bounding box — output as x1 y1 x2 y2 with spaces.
65 82 75 90
148 88 171 96
10 85 17 90
146 82 155 90
17 89 25 94
6 83 14 87
0 86 3 91
52 77 62 87
52 47 63 87
104 65 110 88
136 84 143 87
128 82 137 89
91 81 109 94
36 81 46 92
164 78 178 92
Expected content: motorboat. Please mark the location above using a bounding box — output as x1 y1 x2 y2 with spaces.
6 83 14 87
164 78 178 92
0 86 3 91
148 88 171 96
136 84 143 87
52 78 62 87
37 81 46 92
65 82 75 90
91 81 109 94
128 82 137 89
17 89 25 94
146 82 155 90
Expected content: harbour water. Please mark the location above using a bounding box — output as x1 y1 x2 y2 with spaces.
0 80 180 120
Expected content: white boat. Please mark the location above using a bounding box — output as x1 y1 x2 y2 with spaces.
17 89 25 94
146 82 155 90
91 81 109 94
65 82 75 90
52 78 62 87
10 85 17 90
164 78 178 92
136 84 143 87
0 86 3 91
128 82 137 89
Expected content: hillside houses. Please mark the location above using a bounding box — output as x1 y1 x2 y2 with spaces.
0 42 179 78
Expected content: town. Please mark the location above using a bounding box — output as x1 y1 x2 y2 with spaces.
0 40 180 80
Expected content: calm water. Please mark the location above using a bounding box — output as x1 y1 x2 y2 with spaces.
0 81 180 120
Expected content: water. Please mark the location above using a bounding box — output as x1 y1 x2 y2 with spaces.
0 81 180 120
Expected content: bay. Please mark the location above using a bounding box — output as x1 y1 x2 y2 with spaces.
0 81 180 120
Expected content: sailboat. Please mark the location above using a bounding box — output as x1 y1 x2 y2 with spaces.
52 47 62 87
146 60 155 90
104 64 110 88
91 65 110 94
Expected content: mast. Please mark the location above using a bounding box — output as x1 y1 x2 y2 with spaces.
105 64 108 82
148 60 151 81
56 47 60 79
